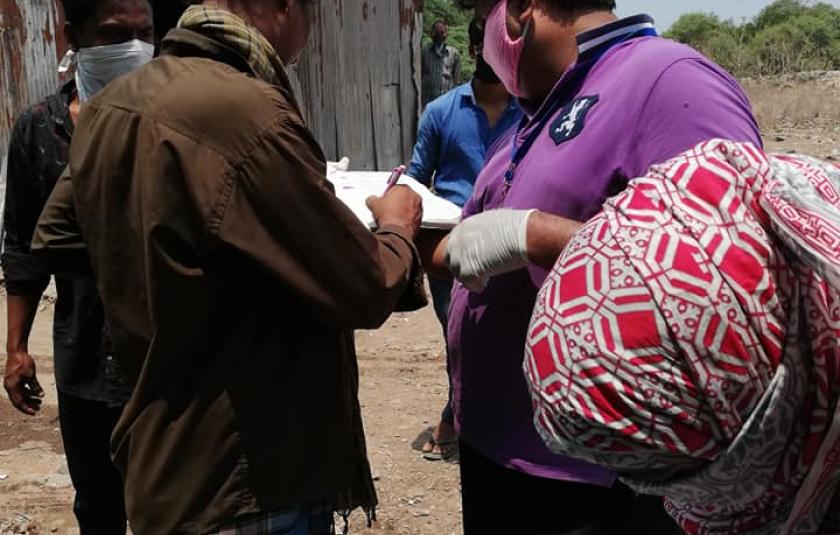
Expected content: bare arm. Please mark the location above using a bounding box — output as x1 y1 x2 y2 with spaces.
525 211 583 269
4 294 44 415
2 112 47 415
417 229 450 280
419 211 582 277
6 294 39 358
443 210 583 289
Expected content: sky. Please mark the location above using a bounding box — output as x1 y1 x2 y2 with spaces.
617 0 840 31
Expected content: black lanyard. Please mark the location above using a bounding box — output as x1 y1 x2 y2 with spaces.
503 25 658 193
503 61 593 191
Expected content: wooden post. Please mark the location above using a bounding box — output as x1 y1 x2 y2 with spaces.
0 0 423 188
289 0 422 171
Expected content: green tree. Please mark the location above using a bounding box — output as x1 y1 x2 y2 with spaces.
667 0 840 76
666 12 728 49
422 0 474 81
666 13 746 73
423 0 470 33
753 0 808 32
750 22 813 74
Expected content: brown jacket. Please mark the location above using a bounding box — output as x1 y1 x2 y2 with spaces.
33 29 424 534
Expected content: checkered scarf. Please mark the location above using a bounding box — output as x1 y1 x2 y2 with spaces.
178 5 287 85
526 140 840 534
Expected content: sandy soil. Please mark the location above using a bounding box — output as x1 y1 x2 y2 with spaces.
0 294 461 535
0 125 837 534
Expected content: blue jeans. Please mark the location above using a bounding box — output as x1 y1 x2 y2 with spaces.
428 276 454 426
218 506 333 534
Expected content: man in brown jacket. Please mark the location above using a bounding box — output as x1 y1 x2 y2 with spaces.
32 1 426 533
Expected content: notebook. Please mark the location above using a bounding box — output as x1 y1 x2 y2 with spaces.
326 169 462 230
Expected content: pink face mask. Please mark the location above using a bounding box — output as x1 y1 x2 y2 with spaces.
483 0 530 98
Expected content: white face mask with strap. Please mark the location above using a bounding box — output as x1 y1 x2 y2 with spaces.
63 39 154 103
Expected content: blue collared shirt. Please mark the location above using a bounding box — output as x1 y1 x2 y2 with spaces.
408 81 522 207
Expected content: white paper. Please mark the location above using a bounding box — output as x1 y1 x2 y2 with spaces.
326 170 462 230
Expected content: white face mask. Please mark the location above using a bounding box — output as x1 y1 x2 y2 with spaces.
74 39 154 102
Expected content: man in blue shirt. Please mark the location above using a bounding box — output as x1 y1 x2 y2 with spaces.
408 17 522 461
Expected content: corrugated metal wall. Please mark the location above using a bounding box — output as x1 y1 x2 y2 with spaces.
0 0 420 237
0 0 66 241
290 0 422 171
1 0 65 160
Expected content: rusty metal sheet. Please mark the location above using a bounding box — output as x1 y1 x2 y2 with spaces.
0 0 65 242
1 0 66 158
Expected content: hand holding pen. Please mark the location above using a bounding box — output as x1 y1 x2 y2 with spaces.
366 164 422 237
384 165 407 193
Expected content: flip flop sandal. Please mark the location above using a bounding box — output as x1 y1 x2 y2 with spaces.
421 435 437 455
422 440 459 462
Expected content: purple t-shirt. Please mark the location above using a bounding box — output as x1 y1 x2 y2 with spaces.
448 23 762 485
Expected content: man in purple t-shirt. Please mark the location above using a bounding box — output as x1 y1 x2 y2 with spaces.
420 0 762 533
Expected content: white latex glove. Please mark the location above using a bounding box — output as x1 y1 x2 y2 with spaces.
445 209 536 291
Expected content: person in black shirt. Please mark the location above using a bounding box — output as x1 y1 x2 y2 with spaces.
2 1 154 533
152 0 197 49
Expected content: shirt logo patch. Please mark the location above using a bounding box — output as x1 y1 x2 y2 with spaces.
550 95 600 145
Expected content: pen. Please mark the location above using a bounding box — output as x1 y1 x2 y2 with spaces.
384 165 406 193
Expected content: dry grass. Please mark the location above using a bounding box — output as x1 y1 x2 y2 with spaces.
742 71 840 130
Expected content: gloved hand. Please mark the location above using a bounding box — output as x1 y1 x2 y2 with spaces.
445 209 536 291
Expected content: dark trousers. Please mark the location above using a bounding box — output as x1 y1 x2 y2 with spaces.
57 391 127 535
459 441 683 535
428 275 455 425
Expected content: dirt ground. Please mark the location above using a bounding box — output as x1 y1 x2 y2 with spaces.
0 76 837 535
0 294 462 535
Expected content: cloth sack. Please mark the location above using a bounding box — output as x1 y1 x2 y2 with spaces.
525 140 840 534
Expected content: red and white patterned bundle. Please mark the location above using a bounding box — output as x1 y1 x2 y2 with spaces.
525 140 840 534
